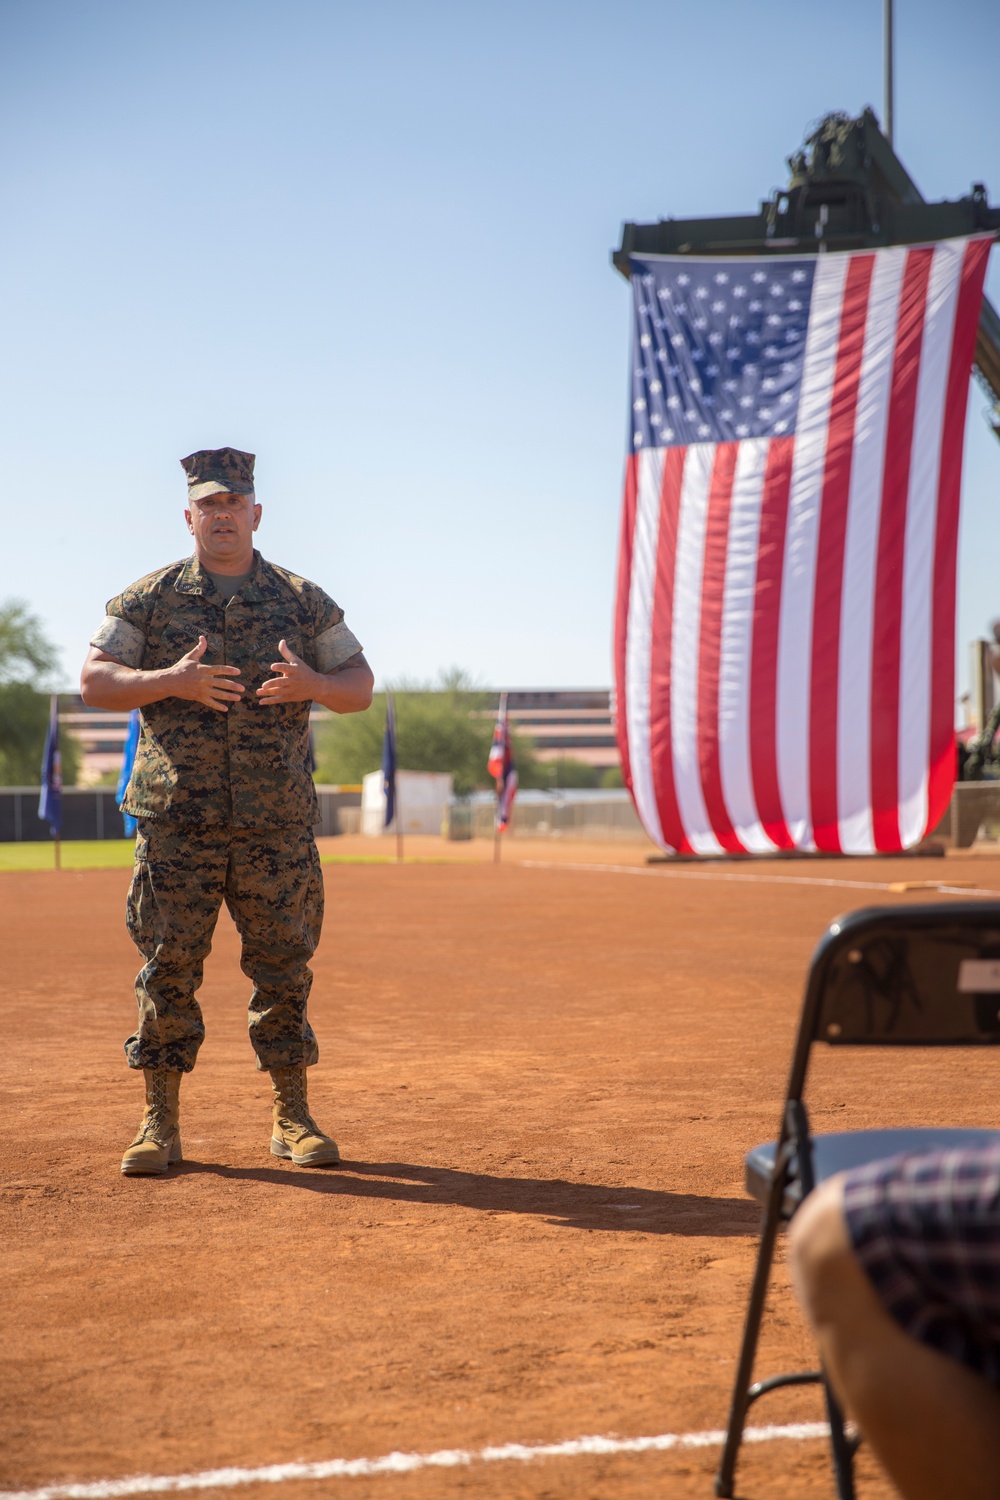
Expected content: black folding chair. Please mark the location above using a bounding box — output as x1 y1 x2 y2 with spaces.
715 901 1000 1500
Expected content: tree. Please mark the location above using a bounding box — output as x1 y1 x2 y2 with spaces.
0 599 80 786
0 600 59 684
313 669 539 797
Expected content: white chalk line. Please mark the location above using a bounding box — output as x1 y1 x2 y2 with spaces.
520 859 998 898
0 1422 832 1499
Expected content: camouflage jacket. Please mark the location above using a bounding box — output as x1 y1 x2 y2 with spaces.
91 552 362 829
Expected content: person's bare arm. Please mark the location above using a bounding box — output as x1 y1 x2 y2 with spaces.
791 1176 1000 1500
256 643 374 714
80 638 246 713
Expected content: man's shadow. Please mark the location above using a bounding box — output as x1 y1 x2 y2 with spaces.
175 1158 757 1236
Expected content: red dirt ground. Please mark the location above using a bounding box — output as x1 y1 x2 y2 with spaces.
4 838 1000 1500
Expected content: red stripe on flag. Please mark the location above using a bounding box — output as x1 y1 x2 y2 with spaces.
696 443 745 853
649 447 691 853
926 238 994 833
749 437 796 849
870 247 934 852
809 254 875 852
613 454 639 795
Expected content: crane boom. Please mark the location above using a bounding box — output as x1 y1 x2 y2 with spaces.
614 109 1000 436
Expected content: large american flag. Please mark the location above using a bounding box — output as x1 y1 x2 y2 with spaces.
614 235 993 855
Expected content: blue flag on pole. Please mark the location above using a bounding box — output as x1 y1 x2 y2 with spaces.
117 708 140 837
382 692 397 828
38 695 62 836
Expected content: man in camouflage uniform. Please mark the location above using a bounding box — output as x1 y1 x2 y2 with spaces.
81 447 373 1176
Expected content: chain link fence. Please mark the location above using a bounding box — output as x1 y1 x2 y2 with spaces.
448 790 647 842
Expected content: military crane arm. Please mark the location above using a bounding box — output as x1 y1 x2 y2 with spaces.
614 108 1000 437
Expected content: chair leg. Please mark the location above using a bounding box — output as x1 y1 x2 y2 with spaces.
714 1200 783 1498
824 1377 857 1500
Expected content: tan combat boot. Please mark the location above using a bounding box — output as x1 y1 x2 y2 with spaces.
121 1069 183 1176
269 1066 340 1167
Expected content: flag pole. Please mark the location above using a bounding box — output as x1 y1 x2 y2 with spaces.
39 694 63 868
883 0 894 147
383 690 402 863
493 689 504 863
488 690 516 864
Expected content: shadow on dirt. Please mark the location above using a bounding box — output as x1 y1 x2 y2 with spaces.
173 1158 758 1235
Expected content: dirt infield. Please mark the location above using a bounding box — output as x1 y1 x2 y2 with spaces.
4 841 1000 1499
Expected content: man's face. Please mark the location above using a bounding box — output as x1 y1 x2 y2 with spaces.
185 491 261 569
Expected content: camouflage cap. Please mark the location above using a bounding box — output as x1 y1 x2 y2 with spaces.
180 447 256 502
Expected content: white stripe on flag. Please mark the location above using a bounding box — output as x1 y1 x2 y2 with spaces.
776 252 849 849
626 446 666 848
671 444 723 855
836 247 905 853
717 438 774 852
897 240 965 847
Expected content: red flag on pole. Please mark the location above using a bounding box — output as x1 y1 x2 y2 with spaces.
488 693 518 832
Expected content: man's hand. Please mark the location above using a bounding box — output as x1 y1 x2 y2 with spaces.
169 635 245 712
256 640 320 705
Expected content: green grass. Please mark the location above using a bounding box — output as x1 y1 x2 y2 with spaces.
0 839 137 871
0 842 449 872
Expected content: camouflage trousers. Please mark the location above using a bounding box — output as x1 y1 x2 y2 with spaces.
124 822 324 1073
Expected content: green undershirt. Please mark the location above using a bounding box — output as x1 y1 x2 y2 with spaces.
206 568 254 604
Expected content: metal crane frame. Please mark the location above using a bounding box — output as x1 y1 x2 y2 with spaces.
613 108 1000 438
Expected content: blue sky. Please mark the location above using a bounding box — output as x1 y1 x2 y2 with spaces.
1 0 998 694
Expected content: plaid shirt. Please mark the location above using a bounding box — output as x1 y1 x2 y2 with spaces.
843 1143 1000 1385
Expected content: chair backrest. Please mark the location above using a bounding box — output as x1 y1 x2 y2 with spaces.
786 902 1000 1100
